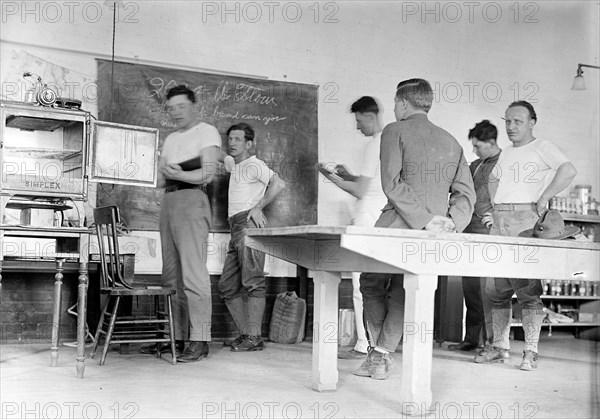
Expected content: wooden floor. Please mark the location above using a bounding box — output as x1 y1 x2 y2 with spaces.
1 331 598 418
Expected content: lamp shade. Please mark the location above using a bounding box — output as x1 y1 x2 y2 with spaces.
571 75 586 90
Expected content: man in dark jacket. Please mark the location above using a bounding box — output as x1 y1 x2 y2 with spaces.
448 120 500 352
353 78 475 380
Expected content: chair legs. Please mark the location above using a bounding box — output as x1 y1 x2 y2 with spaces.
90 294 176 365
100 296 121 366
89 297 111 359
166 295 177 365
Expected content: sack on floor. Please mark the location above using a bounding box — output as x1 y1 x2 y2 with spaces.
269 291 306 344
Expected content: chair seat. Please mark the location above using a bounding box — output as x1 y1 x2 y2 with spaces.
100 287 175 296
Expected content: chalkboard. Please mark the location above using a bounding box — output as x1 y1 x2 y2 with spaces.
95 60 318 232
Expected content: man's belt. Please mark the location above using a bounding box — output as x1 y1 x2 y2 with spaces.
165 182 207 193
493 202 536 211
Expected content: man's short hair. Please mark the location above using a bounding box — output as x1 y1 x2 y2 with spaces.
396 79 433 112
507 100 537 122
350 96 379 114
166 85 196 103
468 120 498 143
227 122 255 142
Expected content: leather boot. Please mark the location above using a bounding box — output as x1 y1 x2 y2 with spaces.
448 341 478 351
223 335 247 348
177 341 209 363
140 340 184 355
231 335 265 352
231 297 266 352
474 346 510 363
352 348 389 380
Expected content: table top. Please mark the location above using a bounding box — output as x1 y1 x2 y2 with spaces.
1 258 93 272
244 225 599 280
245 225 600 251
1 225 90 237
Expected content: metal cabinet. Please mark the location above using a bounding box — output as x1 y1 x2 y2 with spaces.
0 101 159 228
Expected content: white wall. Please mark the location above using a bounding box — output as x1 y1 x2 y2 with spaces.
2 0 599 230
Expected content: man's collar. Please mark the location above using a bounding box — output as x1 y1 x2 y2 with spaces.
404 113 428 121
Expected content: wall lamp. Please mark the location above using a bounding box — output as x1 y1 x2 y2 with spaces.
571 63 600 90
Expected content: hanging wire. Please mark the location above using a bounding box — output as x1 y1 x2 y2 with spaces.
109 2 117 121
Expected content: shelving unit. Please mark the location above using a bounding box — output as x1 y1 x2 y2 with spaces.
3 146 83 160
509 212 599 337
560 212 599 242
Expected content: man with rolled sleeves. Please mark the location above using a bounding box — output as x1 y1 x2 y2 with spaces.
219 122 285 352
142 85 221 362
474 101 577 371
318 96 388 360
353 78 475 380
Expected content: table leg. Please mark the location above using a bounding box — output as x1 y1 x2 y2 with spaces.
76 262 88 378
311 271 340 392
400 273 438 415
0 230 4 290
50 259 65 367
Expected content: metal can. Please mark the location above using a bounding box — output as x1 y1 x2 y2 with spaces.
560 197 567 212
572 281 579 296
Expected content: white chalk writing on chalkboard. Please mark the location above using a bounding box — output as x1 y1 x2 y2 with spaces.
97 60 318 231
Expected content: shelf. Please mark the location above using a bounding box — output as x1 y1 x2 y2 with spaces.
3 147 83 160
512 322 599 327
541 295 600 300
560 213 600 223
5 115 77 132
62 166 83 174
5 200 73 211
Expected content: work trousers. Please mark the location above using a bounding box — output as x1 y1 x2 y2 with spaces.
349 209 380 353
160 188 212 342
489 209 544 352
359 208 408 353
461 216 494 345
218 210 266 301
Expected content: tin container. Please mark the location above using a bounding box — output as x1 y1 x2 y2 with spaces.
574 185 592 215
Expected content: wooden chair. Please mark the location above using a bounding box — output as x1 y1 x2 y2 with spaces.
90 205 177 365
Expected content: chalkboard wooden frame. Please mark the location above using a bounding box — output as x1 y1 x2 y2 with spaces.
95 60 318 232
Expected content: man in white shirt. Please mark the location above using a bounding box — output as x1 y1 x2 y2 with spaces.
475 101 577 371
318 96 388 360
218 123 285 352
144 85 221 362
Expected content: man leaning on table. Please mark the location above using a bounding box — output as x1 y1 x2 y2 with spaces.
474 100 577 371
354 78 475 380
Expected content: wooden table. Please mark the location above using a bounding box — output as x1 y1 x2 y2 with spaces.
0 225 89 378
244 225 600 414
